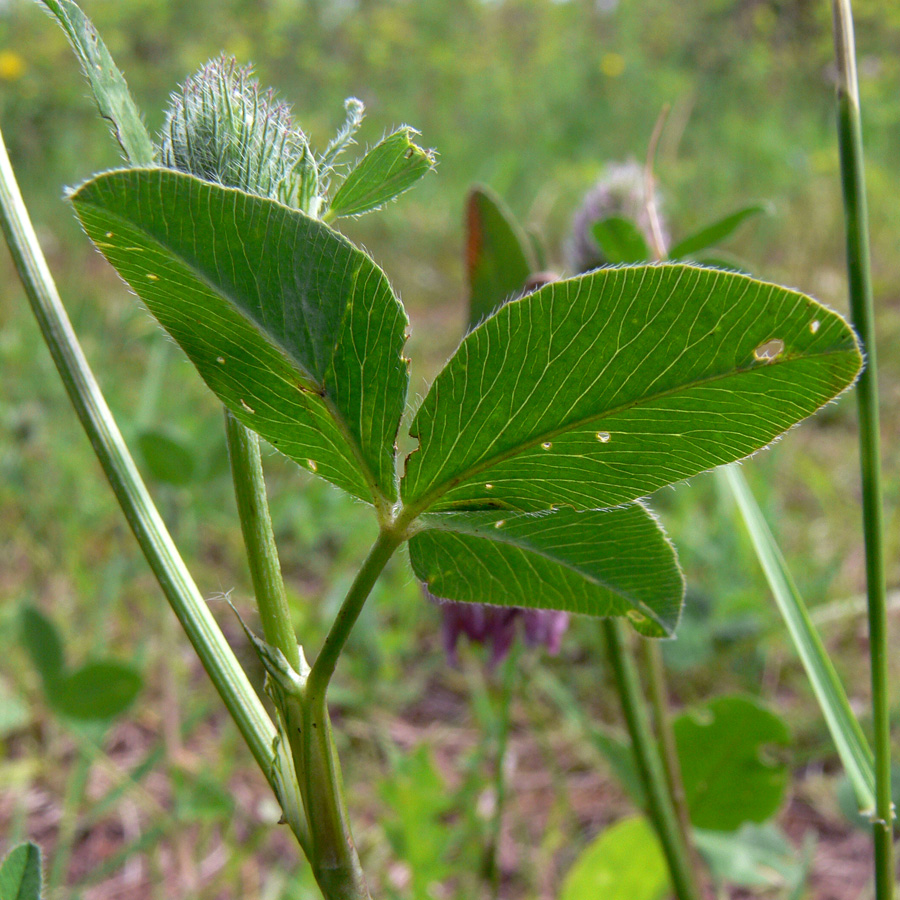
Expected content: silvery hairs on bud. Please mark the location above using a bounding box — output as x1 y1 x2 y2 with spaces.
158 55 319 214
566 159 669 273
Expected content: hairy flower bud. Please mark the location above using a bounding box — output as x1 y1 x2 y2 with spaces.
566 160 668 273
158 55 318 213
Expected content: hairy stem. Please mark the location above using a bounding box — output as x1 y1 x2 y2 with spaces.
0 125 284 819
831 3 895 896
224 410 300 672
602 620 702 900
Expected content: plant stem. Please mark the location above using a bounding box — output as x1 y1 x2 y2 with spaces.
307 528 403 704
831 2 895 895
224 410 300 672
0 125 287 819
641 639 696 862
289 528 402 900
602 620 702 900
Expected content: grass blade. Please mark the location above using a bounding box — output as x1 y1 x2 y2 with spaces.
720 465 875 810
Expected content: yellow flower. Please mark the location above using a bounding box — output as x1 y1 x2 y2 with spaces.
600 52 625 78
0 51 26 82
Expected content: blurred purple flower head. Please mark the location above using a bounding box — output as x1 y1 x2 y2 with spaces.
429 592 569 667
566 159 668 274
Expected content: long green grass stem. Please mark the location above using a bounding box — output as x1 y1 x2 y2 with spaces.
831 2 895 894
602 620 703 900
641 639 697 867
224 410 300 672
0 124 289 821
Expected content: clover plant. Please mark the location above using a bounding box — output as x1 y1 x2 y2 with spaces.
0 1 887 899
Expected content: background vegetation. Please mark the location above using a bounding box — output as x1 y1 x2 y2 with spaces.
2 0 900 897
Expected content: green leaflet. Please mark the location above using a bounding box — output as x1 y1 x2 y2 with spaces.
329 128 435 217
559 817 669 900
674 695 790 831
668 203 769 261
465 185 534 326
402 264 861 514
40 0 154 166
591 216 651 265
0 843 42 900
409 503 684 636
70 168 409 506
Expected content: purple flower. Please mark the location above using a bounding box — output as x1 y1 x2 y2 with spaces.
428 592 569 667
566 160 668 274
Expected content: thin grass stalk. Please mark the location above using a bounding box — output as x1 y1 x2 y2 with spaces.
831 2 895 894
602 620 703 900
0 124 285 812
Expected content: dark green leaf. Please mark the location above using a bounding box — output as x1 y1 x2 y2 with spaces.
668 204 769 260
39 0 154 166
410 503 684 635
329 128 435 217
590 217 651 264
0 842 42 900
465 185 534 326
675 695 790 831
560 817 668 900
71 168 409 505
48 661 142 722
402 265 861 514
135 428 196 486
20 606 65 687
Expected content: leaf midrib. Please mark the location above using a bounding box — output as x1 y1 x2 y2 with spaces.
78 194 388 507
404 343 858 514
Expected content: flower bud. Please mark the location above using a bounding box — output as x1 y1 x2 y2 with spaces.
158 55 318 212
566 160 668 273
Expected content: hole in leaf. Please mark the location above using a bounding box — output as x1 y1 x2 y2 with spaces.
596 431 611 443
810 320 821 334
541 442 552 450
753 338 785 361
308 459 317 472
